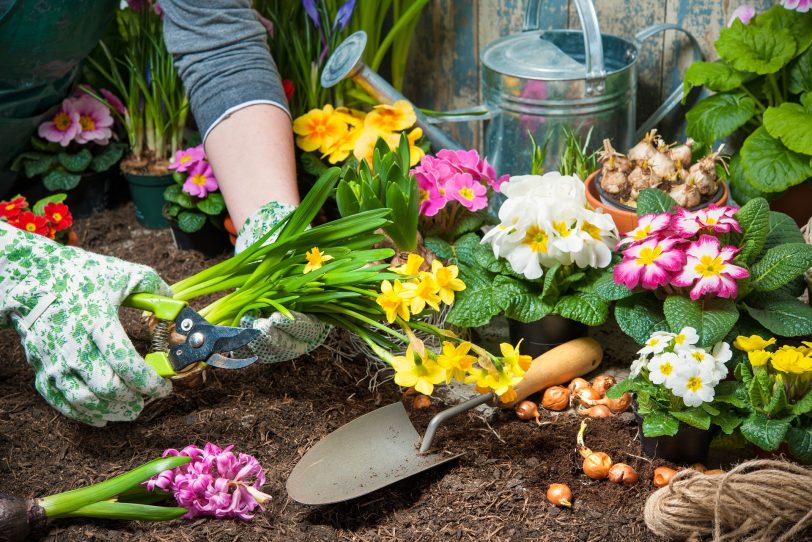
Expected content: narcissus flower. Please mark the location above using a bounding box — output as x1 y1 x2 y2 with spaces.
500 341 532 374
170 144 206 173
391 346 446 396
364 100 416 132
436 341 476 383
376 279 410 323
293 105 347 152
670 235 748 300
0 196 28 219
617 213 671 247
38 99 80 146
734 335 777 352
389 253 425 276
73 94 114 145
400 273 441 313
44 202 73 231
303 247 334 273
672 205 741 237
183 161 219 198
614 237 685 290
431 260 465 305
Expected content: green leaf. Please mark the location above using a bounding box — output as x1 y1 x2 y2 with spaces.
474 242 504 273
636 188 677 216
335 181 361 217
504 290 551 323
450 232 482 267
765 379 789 416
790 46 812 95
786 427 812 464
615 293 669 345
32 193 67 215
177 211 207 233
739 411 792 451
686 92 756 143
641 411 681 437
424 236 452 260
57 149 93 172
672 408 712 431
741 127 812 193
452 212 487 238
491 274 530 313
791 390 812 416
758 5 812 54
539 264 563 308
300 152 328 177
760 211 805 256
663 296 739 348
163 184 194 209
714 380 747 409
749 243 812 291
763 104 812 156
711 431 748 449
716 19 796 75
553 292 608 326
749 366 773 410
13 152 55 177
683 61 748 97
90 143 125 173
196 193 225 216
42 169 81 191
729 154 768 204
31 136 60 152
605 378 637 400
712 408 744 434
733 197 770 265
592 270 634 301
447 263 499 328
743 296 812 337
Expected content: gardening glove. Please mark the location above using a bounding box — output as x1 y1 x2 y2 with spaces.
0 222 172 426
235 201 331 364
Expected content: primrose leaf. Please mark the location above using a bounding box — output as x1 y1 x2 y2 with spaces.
592 270 634 301
452 211 487 238
758 5 812 54
42 169 81 191
57 149 93 172
449 232 481 267
177 211 207 233
743 295 812 337
712 408 744 435
792 390 812 416
606 378 637 399
91 143 125 173
764 379 789 416
504 290 551 323
424 236 452 259
446 263 499 328
663 296 739 348
739 411 792 451
641 411 680 438
789 46 812 94
615 293 669 345
686 92 756 143
732 197 770 265
760 211 805 257
763 104 812 155
741 127 812 193
12 152 54 177
672 407 712 431
299 152 329 177
196 193 225 216
716 19 796 75
553 292 608 326
749 243 812 291
683 61 748 97
163 184 194 209
636 188 678 216
786 427 812 464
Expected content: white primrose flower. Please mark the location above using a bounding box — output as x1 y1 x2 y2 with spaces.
680 347 725 384
638 331 674 355
672 327 699 351
647 352 680 387
571 209 617 269
630 353 648 378
670 363 718 407
500 172 587 203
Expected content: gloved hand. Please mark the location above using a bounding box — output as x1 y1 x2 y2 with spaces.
235 201 331 364
0 222 172 426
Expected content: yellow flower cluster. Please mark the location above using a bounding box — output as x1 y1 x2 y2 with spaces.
292 100 424 166
376 254 465 323
734 335 812 374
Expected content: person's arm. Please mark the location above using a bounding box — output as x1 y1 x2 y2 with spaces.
160 0 298 230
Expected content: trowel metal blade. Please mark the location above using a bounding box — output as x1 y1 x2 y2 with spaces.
286 402 462 505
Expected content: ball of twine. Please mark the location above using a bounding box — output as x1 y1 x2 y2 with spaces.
644 460 812 541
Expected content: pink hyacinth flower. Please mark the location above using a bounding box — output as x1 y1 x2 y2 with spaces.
72 94 114 145
617 213 672 247
415 170 447 216
672 205 742 237
614 236 686 290
38 99 80 147
447 172 488 211
728 5 756 25
170 144 206 173
183 161 218 198
671 235 749 300
782 0 811 13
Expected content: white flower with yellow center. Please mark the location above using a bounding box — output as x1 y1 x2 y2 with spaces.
672 326 699 351
638 331 674 355
647 352 680 387
630 353 647 378
670 363 717 407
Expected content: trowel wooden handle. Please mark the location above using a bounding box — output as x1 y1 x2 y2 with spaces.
507 337 603 407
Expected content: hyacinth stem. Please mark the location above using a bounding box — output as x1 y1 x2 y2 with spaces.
61 502 187 521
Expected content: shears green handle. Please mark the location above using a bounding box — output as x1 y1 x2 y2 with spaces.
123 293 188 377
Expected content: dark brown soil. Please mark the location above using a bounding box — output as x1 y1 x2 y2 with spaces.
0 204 669 541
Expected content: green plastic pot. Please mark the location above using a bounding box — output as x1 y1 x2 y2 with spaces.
125 173 173 229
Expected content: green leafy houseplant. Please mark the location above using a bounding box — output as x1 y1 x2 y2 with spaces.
683 5 812 202
611 189 812 348
163 146 226 234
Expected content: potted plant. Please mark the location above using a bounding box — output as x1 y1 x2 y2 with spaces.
606 328 741 464
729 335 812 464
163 144 230 258
681 5 812 224
0 194 76 245
10 88 127 218
86 2 189 229
609 189 812 349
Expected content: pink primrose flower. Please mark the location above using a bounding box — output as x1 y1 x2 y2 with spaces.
100 88 128 116
671 235 749 300
614 236 686 290
170 144 206 173
617 213 673 247
38 99 80 146
728 5 756 25
415 169 447 216
182 161 218 198
781 0 811 13
435 148 504 190
673 205 742 237
72 94 114 145
447 172 488 211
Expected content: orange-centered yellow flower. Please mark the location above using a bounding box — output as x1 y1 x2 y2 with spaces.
376 279 410 323
436 341 476 383
391 346 446 396
364 100 416 133
303 247 334 273
293 105 347 153
431 260 465 305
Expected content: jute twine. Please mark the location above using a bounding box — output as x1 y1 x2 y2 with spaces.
644 460 812 541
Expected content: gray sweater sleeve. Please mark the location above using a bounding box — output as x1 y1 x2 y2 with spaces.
161 0 289 140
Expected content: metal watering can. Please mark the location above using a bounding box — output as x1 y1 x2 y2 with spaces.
322 0 703 175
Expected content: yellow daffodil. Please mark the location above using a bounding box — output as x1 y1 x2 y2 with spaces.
733 335 776 352
484 367 524 396
376 279 410 323
498 387 518 405
303 247 334 273
464 366 494 395
391 346 446 396
431 259 465 305
748 349 772 367
500 341 533 374
400 274 441 314
364 100 416 132
292 105 348 152
389 253 425 276
436 341 476 383
771 346 812 374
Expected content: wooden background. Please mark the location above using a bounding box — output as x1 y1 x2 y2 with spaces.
403 0 774 151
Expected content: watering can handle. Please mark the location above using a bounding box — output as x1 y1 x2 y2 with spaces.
523 0 606 96
634 23 704 139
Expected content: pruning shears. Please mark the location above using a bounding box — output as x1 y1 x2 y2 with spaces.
123 293 262 377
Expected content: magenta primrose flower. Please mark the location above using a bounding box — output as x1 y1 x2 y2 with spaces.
448 172 488 211
38 99 80 147
671 235 749 300
617 212 672 247
614 236 686 290
728 5 756 26
73 94 114 145
170 144 206 173
782 0 811 13
673 205 741 237
183 161 218 198
435 148 508 191
145 443 271 521
417 170 446 216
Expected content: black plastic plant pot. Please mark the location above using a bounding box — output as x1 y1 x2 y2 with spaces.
508 314 587 358
125 172 173 229
169 218 231 259
65 171 113 218
636 411 715 465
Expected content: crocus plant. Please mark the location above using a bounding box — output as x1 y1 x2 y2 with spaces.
11 87 127 191
164 144 227 234
609 189 812 349
607 328 740 438
0 195 74 244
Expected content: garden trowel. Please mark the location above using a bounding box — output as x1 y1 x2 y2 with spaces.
287 337 603 504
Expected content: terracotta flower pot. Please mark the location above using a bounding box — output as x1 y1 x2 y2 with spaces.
584 171 730 234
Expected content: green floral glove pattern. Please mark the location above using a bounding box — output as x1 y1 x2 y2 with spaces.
0 222 172 426
235 201 331 364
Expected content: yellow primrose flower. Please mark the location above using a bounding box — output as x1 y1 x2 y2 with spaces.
389 253 425 276
364 100 416 132
403 127 425 166
352 126 390 166
391 346 446 396
771 347 812 374
303 247 334 273
400 274 441 314
292 105 348 153
376 279 410 323
436 341 476 383
333 107 365 127
500 341 533 374
323 125 362 164
431 260 466 305
748 349 772 367
733 335 776 352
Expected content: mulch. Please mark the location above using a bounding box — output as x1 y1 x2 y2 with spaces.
0 203 675 541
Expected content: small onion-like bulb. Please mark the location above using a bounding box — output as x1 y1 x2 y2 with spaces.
413 395 432 410
607 463 638 485
590 375 616 397
653 466 677 487
514 400 539 421
568 378 591 394
546 484 572 508
541 386 570 411
583 452 613 480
